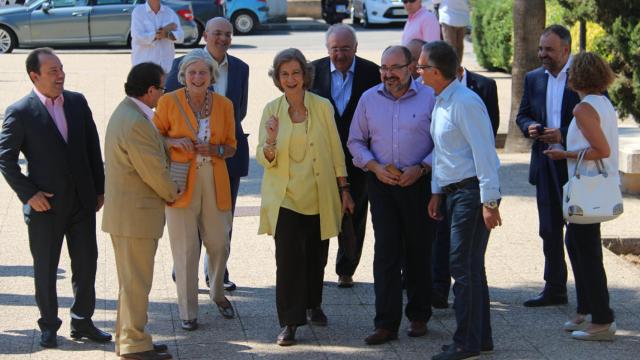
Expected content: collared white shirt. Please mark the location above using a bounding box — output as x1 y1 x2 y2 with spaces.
131 2 184 73
129 96 155 122
213 54 229 96
545 57 572 130
330 59 355 116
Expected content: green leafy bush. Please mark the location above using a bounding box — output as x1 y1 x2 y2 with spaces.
470 0 512 72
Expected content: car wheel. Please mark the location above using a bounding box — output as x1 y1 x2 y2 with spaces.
362 5 371 28
0 25 16 54
232 11 257 35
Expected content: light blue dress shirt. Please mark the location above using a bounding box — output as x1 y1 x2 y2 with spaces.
430 80 501 203
330 60 355 116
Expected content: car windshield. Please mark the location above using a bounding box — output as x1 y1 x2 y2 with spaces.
24 0 43 6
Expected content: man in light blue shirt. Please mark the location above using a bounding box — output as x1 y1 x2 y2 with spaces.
420 41 501 360
330 53 355 115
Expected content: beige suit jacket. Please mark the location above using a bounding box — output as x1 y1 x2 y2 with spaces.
102 97 178 239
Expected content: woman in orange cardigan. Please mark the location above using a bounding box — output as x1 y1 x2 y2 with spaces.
153 49 236 331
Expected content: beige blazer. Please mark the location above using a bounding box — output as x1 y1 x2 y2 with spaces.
102 97 178 239
256 91 347 240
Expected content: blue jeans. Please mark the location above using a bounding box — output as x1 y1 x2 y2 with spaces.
446 185 492 352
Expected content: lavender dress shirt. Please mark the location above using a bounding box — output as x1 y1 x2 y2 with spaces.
347 81 436 171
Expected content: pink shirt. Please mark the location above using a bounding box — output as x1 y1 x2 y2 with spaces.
402 7 441 45
34 88 68 142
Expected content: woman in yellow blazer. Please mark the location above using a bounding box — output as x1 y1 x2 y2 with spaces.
153 49 236 331
257 48 354 346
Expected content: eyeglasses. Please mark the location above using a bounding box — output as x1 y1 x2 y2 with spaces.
402 0 417 4
329 46 353 54
155 86 166 93
416 64 435 73
379 63 410 73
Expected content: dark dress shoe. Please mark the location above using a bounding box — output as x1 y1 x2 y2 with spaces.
120 350 173 360
407 320 427 337
338 275 354 288
364 328 398 345
215 298 235 319
442 343 494 353
70 319 112 342
40 329 57 348
153 344 168 352
276 325 297 346
307 307 328 326
181 319 198 331
432 346 480 360
224 280 237 291
523 292 568 307
431 292 449 309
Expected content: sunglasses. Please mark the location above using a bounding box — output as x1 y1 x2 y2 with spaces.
402 0 418 3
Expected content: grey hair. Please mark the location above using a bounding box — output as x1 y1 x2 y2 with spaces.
325 23 358 48
177 49 219 85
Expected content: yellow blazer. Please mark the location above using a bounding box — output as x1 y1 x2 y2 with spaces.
257 91 347 240
153 89 236 210
102 97 179 239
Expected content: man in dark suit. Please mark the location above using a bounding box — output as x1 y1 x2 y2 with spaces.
0 48 111 348
516 25 579 307
430 64 500 309
309 24 380 296
166 17 249 291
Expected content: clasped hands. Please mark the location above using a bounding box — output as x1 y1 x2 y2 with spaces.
368 161 429 187
155 22 177 40
166 137 233 159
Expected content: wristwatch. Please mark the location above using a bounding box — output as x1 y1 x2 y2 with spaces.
483 200 499 209
217 145 224 158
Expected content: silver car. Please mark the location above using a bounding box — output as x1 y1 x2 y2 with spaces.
0 0 198 53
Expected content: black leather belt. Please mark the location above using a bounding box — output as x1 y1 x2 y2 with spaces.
441 177 479 194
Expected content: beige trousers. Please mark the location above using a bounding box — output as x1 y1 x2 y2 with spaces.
111 235 158 356
166 161 232 320
441 23 466 62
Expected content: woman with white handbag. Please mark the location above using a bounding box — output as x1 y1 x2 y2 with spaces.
544 52 619 341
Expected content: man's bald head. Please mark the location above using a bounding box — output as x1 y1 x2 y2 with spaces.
204 17 233 62
406 39 426 79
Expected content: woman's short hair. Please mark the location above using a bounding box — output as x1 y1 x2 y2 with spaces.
568 51 615 94
268 48 315 92
178 49 219 86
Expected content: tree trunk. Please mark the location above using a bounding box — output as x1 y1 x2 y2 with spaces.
504 0 546 152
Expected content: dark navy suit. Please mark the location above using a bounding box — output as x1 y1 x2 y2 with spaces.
516 66 580 296
309 56 380 278
0 90 104 331
166 53 249 283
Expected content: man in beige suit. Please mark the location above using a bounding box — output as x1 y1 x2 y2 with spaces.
102 62 179 360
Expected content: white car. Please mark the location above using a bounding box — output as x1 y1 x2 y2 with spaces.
352 0 433 27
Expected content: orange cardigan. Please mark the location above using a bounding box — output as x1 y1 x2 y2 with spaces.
153 89 236 210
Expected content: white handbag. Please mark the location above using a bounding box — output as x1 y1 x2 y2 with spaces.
562 149 623 224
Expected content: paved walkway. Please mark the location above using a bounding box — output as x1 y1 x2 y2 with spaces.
0 33 639 360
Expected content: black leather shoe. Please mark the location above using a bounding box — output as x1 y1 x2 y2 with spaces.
407 320 428 337
337 275 354 288
276 326 297 346
181 319 198 331
153 343 168 352
40 329 57 348
307 307 328 326
431 292 449 309
70 319 112 342
442 343 494 353
364 328 398 345
432 346 480 360
523 292 568 307
224 280 237 291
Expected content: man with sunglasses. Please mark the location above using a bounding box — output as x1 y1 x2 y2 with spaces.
309 24 380 298
348 45 436 345
401 0 440 46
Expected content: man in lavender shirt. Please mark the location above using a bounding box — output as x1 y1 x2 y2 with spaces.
401 0 440 46
348 45 436 346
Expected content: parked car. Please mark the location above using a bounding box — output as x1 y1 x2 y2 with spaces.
225 0 268 35
0 0 198 53
174 0 224 46
351 0 433 28
321 0 349 25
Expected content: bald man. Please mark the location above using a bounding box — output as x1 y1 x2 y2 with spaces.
165 17 249 291
405 38 427 80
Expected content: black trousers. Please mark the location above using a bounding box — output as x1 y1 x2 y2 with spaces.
432 196 452 298
334 169 368 277
536 158 567 296
565 223 614 324
367 174 434 332
274 207 329 327
25 189 97 332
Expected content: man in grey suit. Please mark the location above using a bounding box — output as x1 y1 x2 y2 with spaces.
103 62 179 360
0 48 111 348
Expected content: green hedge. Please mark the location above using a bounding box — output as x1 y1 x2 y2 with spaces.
470 0 513 72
